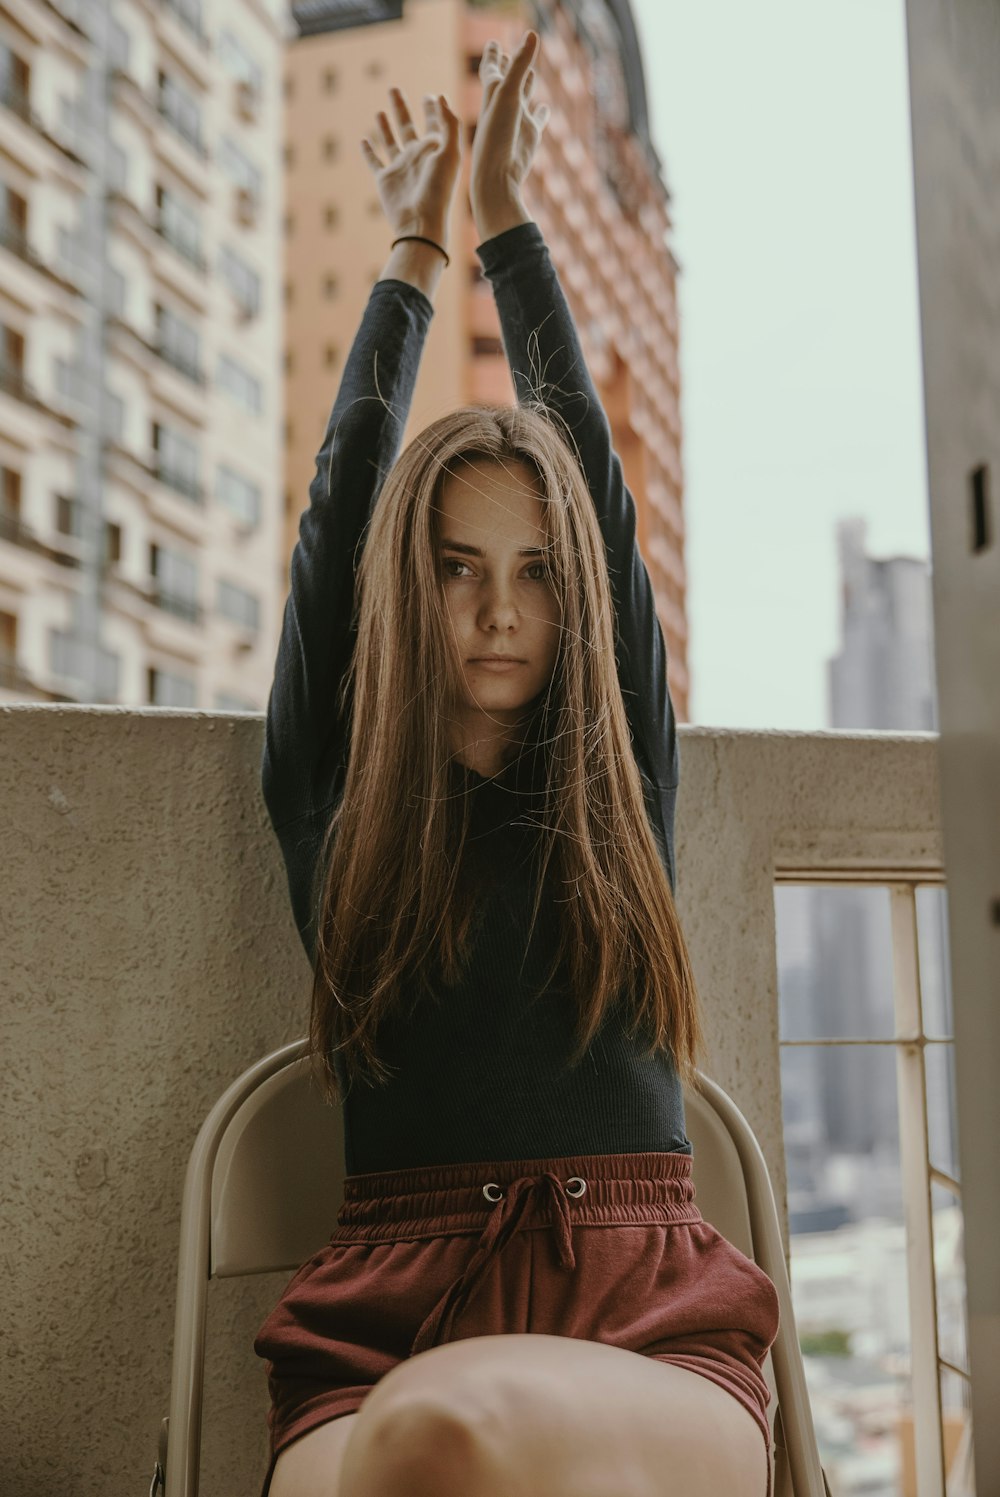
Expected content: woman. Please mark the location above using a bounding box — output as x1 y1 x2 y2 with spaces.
255 30 779 1497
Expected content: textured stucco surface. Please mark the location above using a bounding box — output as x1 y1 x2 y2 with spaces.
1 706 942 1494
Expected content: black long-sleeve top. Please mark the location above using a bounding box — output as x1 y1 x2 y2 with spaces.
262 221 691 1173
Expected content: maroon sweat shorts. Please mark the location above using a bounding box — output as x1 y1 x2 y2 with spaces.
254 1149 781 1496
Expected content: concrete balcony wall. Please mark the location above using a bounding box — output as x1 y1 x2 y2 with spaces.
1 705 942 1494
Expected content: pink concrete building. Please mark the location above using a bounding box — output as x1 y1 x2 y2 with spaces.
285 0 689 717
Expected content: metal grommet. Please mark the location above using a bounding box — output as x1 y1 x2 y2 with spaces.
565 1177 587 1198
483 1182 504 1202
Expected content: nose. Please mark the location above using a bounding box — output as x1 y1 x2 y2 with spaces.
478 579 518 633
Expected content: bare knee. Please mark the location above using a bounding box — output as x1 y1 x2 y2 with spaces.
340 1397 507 1497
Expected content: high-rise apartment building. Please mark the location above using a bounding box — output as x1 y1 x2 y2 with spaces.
0 0 285 711
284 0 690 718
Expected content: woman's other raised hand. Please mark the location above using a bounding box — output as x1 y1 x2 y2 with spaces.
361 87 462 255
471 31 549 242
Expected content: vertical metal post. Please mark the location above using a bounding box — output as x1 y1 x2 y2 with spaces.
891 884 946 1496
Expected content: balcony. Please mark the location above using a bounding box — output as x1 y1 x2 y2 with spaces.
1 714 984 1494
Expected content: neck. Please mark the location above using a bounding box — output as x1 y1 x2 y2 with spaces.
447 710 526 778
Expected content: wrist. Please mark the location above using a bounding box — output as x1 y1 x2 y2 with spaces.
472 191 532 244
378 237 447 300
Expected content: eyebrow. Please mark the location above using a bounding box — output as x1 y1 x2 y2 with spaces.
439 539 547 557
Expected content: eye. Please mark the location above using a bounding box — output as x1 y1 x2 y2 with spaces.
523 560 550 582
441 557 473 578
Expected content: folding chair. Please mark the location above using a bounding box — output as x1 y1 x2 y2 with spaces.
152 1038 830 1496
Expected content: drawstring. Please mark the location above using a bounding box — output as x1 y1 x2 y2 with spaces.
409 1172 587 1357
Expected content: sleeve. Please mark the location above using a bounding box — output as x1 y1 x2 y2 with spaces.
476 222 680 816
261 277 434 834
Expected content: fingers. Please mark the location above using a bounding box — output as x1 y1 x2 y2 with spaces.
388 85 418 145
479 31 539 111
362 87 460 171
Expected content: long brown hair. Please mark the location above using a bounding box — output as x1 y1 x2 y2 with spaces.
310 404 704 1097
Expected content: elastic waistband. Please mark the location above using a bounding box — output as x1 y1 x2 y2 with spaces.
333 1150 700 1243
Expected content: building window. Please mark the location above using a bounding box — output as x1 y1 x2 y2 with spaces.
55 493 83 538
108 18 131 70
105 390 125 444
217 28 263 93
106 265 127 320
0 45 30 120
218 244 261 320
216 353 262 414
155 183 204 270
103 520 122 564
150 541 200 622
471 335 505 358
155 304 203 384
152 421 201 502
147 665 196 708
218 136 262 200
1 464 22 521
107 139 128 195
50 629 120 698
157 70 205 157
0 182 28 253
164 0 204 44
216 577 260 631
216 465 261 529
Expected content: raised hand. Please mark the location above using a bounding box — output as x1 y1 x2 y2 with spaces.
361 88 462 253
471 31 550 239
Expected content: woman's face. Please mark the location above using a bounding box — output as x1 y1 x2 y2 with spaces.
436 456 561 724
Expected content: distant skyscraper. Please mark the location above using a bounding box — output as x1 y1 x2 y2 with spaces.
829 516 938 732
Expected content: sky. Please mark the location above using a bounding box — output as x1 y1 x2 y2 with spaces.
627 0 930 729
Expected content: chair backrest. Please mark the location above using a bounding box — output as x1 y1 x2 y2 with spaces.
166 1042 827 1496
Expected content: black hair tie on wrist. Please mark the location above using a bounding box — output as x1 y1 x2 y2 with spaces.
390 234 451 267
